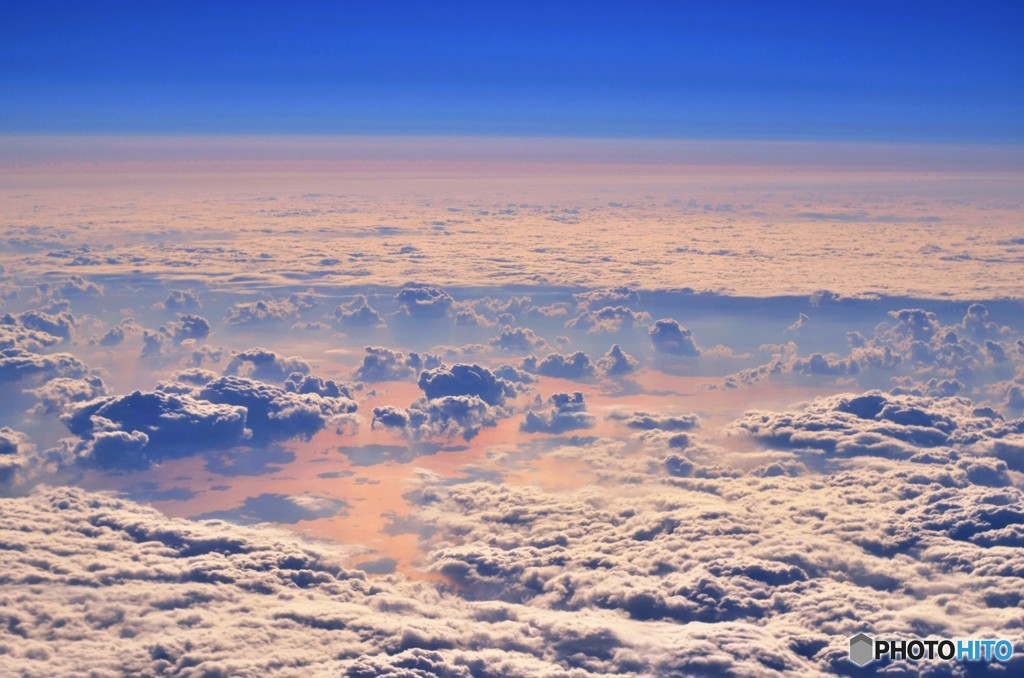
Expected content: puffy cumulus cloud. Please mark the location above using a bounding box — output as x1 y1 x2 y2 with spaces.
415 404 1024 675
24 375 108 415
0 486 370 671
333 294 385 328
891 376 964 398
730 390 1024 471
0 485 843 677
139 330 166 358
608 410 699 432
35 275 104 301
225 298 295 326
522 301 571 320
0 427 32 486
2 309 75 345
162 288 201 311
224 347 310 382
596 343 638 377
172 367 219 386
395 282 454 319
418 364 515 407
723 303 1024 393
1005 381 1024 412
224 292 315 326
792 352 860 377
0 324 60 353
447 295 552 327
573 286 640 310
886 308 943 342
520 392 595 434
453 306 494 327
154 368 219 394
649 318 701 356
0 348 90 383
351 346 441 382
94 323 127 347
1 311 70 351
171 314 211 343
198 376 357 443
713 343 804 389
492 364 536 385
855 304 1021 385
3 302 1024 678
373 395 498 441
651 432 741 481
959 302 1006 340
986 340 1008 363
488 325 547 352
360 357 523 442
565 306 651 333
63 391 249 469
139 315 212 358
60 373 358 470
472 295 534 320
284 372 355 400
522 351 596 380
0 427 20 461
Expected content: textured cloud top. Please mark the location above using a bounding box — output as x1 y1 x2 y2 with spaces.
0 151 1022 675
2 154 1022 299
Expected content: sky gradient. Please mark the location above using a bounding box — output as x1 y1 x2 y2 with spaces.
3 0 1022 141
2 4 1024 675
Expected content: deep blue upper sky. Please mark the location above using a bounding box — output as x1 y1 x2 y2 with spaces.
2 1 1021 142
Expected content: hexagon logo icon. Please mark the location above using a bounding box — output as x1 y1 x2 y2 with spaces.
849 633 874 666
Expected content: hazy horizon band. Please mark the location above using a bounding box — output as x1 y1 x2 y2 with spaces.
2 135 1023 173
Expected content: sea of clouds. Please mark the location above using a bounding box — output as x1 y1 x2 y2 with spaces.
1 174 1023 675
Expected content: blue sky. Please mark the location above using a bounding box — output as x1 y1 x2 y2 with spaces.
2 1 1022 141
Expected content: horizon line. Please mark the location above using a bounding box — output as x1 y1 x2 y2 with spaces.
2 134 1023 174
